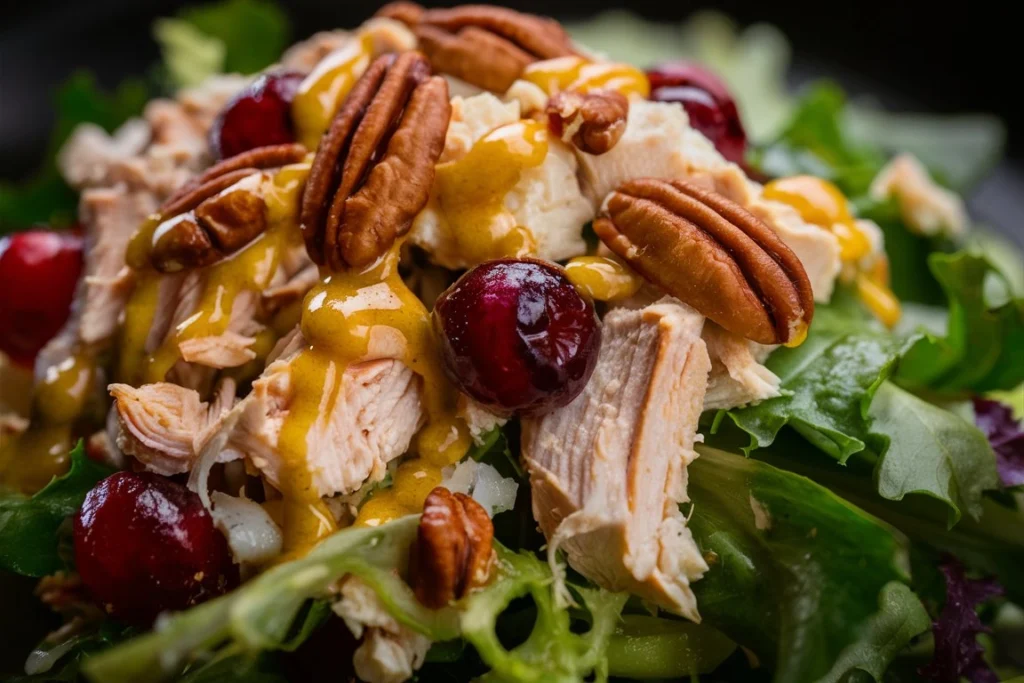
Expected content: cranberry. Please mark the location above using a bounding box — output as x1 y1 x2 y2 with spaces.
209 71 304 160
433 258 601 416
74 472 238 625
647 62 748 165
0 230 83 366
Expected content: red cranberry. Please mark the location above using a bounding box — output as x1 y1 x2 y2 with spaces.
209 71 304 160
0 230 83 367
74 472 238 625
433 258 601 416
647 62 748 165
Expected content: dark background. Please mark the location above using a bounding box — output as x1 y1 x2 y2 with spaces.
1 0 1020 242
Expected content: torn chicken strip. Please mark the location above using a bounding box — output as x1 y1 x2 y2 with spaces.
176 74 251 133
334 576 431 683
411 92 594 269
109 377 237 475
522 299 711 621
57 120 152 190
234 347 425 498
870 153 967 238
702 322 781 411
578 100 842 302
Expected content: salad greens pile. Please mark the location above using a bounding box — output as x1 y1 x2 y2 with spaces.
2 3 1022 683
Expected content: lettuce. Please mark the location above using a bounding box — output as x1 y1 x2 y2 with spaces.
973 398 1024 488
0 442 113 577
896 252 1024 395
687 446 930 683
82 516 627 683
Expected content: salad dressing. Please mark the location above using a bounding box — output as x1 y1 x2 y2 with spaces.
564 255 644 301
523 56 650 98
762 175 901 327
291 34 374 149
429 120 548 264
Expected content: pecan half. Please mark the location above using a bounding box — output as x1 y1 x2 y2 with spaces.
409 487 495 609
594 178 815 345
547 90 628 155
378 3 575 92
300 52 450 269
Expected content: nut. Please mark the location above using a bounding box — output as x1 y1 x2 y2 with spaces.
594 178 814 345
409 487 495 609
147 143 306 273
300 52 450 270
379 4 575 92
547 90 628 155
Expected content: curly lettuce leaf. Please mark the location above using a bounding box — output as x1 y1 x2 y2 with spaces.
897 252 1024 395
0 441 113 577
687 446 930 683
84 516 627 683
714 288 912 461
177 0 289 77
0 74 147 233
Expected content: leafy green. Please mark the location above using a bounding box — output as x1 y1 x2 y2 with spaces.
865 382 998 524
6 622 134 682
153 19 227 89
84 516 627 683
687 446 930 683
714 288 912 461
604 615 735 679
0 442 113 577
753 84 886 197
0 74 147 233
897 252 1024 395
176 0 289 77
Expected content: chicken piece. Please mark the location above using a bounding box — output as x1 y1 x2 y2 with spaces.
579 101 842 302
870 153 967 238
334 576 431 683
702 322 781 411
411 92 593 269
176 74 250 133
57 120 152 191
522 299 711 621
232 339 425 498
109 377 237 475
143 98 210 170
457 395 507 445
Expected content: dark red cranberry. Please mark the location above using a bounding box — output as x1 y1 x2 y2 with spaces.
647 61 748 165
433 258 601 416
0 230 83 367
209 71 305 160
74 472 238 625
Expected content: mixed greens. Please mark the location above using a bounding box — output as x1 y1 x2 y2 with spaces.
1 2 1022 682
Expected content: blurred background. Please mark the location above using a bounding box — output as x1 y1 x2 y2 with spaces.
1 0 1020 245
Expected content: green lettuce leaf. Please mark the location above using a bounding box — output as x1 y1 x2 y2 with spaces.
865 382 999 525
897 251 1024 394
714 288 911 461
84 516 627 683
177 0 289 76
0 442 113 577
0 74 147 233
153 19 227 89
688 446 930 683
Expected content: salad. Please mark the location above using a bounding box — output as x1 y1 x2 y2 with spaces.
1 2 1022 682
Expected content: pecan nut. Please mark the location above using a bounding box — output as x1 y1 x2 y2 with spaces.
147 143 306 273
547 90 628 156
594 178 815 345
409 487 495 609
300 51 450 270
378 3 575 92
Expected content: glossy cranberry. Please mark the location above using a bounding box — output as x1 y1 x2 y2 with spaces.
433 258 601 416
647 62 748 165
74 472 238 625
0 230 83 367
209 71 304 160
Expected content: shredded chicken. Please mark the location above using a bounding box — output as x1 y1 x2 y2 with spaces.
522 299 711 621
870 153 967 237
457 395 508 445
702 322 781 411
334 576 431 683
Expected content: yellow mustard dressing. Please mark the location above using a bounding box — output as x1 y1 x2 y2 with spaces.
762 175 900 327
522 56 650 98
292 34 373 149
564 255 644 302
431 120 548 264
